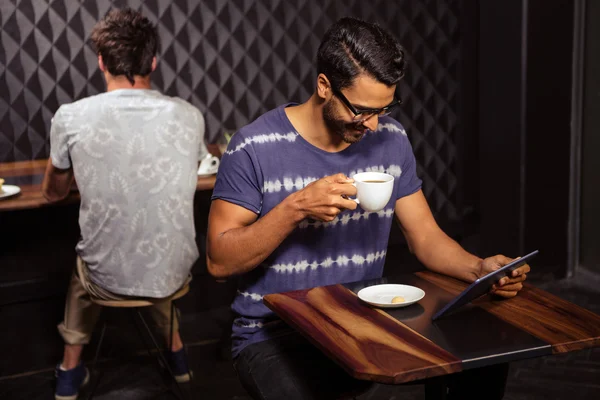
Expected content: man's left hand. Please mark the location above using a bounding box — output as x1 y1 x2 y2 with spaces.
478 255 531 298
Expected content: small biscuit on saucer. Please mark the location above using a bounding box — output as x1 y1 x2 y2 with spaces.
391 296 405 304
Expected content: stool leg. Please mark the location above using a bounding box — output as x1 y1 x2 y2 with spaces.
130 309 156 361
131 309 187 400
86 320 107 400
169 302 175 352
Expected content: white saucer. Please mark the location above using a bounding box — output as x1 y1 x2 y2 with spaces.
357 284 425 308
0 185 21 200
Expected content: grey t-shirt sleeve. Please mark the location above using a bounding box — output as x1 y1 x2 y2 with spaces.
194 108 208 161
49 107 71 169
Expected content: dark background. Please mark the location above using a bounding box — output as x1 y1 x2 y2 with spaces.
0 0 469 225
1 0 599 389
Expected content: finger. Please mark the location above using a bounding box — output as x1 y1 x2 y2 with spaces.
320 207 341 222
492 280 513 290
495 282 523 292
492 254 514 266
329 173 353 183
336 197 358 211
494 288 520 295
493 276 523 290
335 183 358 197
496 276 511 286
492 290 518 299
498 274 527 286
508 274 527 283
511 263 531 277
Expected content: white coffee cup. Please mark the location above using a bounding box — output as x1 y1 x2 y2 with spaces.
197 154 220 176
352 172 394 212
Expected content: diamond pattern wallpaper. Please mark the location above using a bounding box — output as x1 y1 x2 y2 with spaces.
0 0 462 221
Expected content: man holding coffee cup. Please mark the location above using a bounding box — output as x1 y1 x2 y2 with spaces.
207 17 528 400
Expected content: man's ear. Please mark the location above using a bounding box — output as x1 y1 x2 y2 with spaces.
98 54 105 72
316 73 332 101
151 56 157 72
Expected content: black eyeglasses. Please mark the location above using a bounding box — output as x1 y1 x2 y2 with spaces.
331 86 402 122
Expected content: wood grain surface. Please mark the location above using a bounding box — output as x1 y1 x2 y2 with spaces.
0 144 220 212
264 283 462 384
265 271 600 383
416 271 600 353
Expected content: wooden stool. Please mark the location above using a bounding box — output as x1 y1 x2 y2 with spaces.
86 284 191 400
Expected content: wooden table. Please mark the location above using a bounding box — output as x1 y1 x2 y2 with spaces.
263 271 600 384
0 145 219 212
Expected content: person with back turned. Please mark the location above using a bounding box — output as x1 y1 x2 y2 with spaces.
43 8 206 400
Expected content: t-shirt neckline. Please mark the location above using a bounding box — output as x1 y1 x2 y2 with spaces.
277 103 366 158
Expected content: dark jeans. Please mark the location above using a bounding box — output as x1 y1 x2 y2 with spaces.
233 331 509 400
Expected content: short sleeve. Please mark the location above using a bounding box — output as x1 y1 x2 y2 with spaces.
395 133 423 199
49 107 71 169
194 109 208 161
211 133 263 214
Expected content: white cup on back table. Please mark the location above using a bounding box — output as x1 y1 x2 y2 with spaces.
197 153 220 176
352 172 394 212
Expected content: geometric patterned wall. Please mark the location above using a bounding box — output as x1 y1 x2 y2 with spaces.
0 0 461 221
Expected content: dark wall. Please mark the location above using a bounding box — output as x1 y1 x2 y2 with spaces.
523 0 574 275
0 0 476 377
0 0 470 225
581 0 600 273
478 0 574 276
478 0 525 258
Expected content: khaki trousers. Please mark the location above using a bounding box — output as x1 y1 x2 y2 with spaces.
58 257 189 345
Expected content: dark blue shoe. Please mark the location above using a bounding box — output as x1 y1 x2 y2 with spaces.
54 362 89 400
165 348 191 383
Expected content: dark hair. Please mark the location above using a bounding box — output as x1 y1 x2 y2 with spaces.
317 17 407 90
90 8 159 85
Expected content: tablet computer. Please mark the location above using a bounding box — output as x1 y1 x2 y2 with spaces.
432 250 539 320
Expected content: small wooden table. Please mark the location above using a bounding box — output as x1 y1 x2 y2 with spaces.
263 271 600 384
0 145 219 212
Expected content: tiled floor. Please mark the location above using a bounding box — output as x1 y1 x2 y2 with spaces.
1 270 599 400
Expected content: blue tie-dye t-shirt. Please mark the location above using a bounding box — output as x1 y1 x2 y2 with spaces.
212 103 422 358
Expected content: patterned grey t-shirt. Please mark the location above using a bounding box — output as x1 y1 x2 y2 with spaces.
50 89 205 298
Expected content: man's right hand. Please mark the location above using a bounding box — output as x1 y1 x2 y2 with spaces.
290 173 358 222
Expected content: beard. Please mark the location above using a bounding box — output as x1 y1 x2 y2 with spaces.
322 101 368 144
